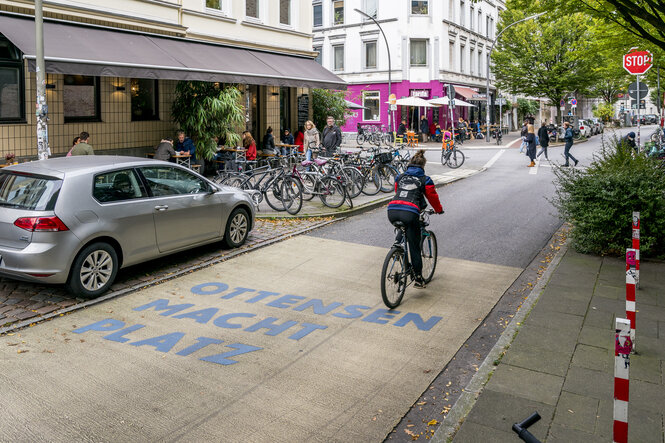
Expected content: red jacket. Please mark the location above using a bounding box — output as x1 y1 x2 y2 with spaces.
245 141 257 161
294 131 304 152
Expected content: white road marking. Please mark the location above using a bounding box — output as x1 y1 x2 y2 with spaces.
529 158 540 175
506 137 523 148
483 149 506 169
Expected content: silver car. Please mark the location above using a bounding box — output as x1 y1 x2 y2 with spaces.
0 156 255 298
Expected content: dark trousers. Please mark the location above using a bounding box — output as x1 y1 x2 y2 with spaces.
564 142 577 165
388 210 422 276
537 144 549 159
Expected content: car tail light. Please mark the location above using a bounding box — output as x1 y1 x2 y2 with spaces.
14 216 69 232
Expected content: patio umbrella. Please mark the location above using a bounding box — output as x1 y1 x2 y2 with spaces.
386 96 438 107
428 96 476 107
345 99 369 110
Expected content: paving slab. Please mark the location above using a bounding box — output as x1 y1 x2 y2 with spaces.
570 344 612 374
597 399 665 442
552 391 599 433
508 324 579 355
546 422 607 443
0 235 521 441
483 364 564 406
523 309 584 332
578 325 612 350
502 342 572 377
452 421 518 443
562 366 614 400
531 294 589 317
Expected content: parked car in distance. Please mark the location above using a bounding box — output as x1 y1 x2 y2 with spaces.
0 156 256 298
590 118 604 135
644 114 659 125
577 119 592 137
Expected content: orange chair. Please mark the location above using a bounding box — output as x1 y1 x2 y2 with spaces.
406 131 419 147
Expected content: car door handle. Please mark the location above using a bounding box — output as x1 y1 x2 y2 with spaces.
154 205 169 211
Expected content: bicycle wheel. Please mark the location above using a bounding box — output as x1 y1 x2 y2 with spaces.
280 176 303 215
421 231 438 284
264 177 285 212
441 150 448 166
342 166 364 199
299 173 317 201
319 176 346 208
361 168 382 195
378 164 397 193
223 175 250 189
446 148 465 169
381 246 407 309
357 133 366 145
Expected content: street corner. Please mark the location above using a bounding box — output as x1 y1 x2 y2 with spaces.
0 235 522 441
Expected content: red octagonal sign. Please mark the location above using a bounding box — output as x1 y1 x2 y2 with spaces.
624 47 653 75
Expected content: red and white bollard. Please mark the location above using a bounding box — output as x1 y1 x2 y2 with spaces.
632 212 640 288
614 317 632 443
626 249 637 352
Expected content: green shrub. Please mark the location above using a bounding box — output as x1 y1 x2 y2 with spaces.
552 136 665 257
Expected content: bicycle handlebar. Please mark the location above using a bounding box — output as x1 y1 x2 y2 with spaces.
512 412 542 443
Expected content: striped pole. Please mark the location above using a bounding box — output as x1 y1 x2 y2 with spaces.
632 212 640 288
614 317 632 443
626 249 637 352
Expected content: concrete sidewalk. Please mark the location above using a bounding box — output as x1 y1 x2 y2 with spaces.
440 247 665 442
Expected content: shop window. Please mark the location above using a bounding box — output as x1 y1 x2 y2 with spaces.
333 1 344 25
410 40 427 67
246 0 259 19
411 1 428 15
131 79 159 121
364 41 377 69
362 91 380 122
0 35 25 123
333 45 344 71
313 3 322 27
63 75 100 123
280 0 290 25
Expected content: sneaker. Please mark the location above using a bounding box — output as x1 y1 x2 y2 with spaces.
574 159 579 167
414 275 426 289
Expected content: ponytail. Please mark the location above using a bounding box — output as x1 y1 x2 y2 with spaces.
408 149 427 167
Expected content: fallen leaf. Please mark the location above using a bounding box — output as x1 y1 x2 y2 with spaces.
417 401 427 406
427 419 438 426
17 349 28 354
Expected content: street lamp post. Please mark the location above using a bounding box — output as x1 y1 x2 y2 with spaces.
486 12 545 143
354 8 392 133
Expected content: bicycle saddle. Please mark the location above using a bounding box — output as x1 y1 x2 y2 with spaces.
314 158 327 166
301 160 313 166
392 221 406 229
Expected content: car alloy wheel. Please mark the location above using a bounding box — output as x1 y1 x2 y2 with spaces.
80 249 114 291
224 207 250 248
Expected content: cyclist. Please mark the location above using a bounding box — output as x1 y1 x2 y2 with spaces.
387 150 443 288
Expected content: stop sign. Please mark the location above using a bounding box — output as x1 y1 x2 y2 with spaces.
624 47 653 75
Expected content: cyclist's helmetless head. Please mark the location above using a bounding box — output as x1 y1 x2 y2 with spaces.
409 150 427 168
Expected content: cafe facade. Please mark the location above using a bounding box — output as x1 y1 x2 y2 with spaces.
0 0 344 160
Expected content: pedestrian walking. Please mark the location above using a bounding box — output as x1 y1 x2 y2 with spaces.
536 121 550 160
562 121 578 167
420 115 429 142
526 124 537 167
70 131 94 156
519 120 528 153
322 115 342 157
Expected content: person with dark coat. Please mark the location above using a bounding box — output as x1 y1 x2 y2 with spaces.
622 132 637 150
397 119 407 137
536 121 550 160
526 124 537 167
562 121 578 167
322 116 342 157
175 130 196 162
420 115 430 142
262 127 276 154
280 128 294 156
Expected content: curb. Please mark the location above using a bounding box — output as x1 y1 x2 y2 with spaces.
257 168 486 220
0 218 340 336
431 231 571 443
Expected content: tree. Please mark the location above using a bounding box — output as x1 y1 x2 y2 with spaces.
516 98 539 122
593 102 614 122
311 89 350 132
491 4 602 124
172 82 244 161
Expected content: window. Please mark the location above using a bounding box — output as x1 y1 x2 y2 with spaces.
333 1 344 25
449 42 455 70
486 16 490 38
490 18 494 39
131 79 159 121
280 0 290 25
478 50 483 75
0 172 61 210
140 167 209 196
410 40 427 66
478 10 482 34
470 7 474 30
333 45 344 71
411 1 428 15
364 41 377 69
63 75 100 123
460 0 465 26
448 0 454 19
246 0 259 19
0 35 24 123
362 91 380 121
93 169 147 203
363 0 377 19
460 46 465 73
470 48 475 74
205 0 222 10
313 3 322 27
314 46 322 64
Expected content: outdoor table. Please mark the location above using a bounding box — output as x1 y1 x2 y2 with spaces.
173 153 192 168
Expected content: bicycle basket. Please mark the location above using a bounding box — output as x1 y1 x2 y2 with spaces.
376 152 393 164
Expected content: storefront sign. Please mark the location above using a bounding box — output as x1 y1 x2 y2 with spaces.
410 89 430 98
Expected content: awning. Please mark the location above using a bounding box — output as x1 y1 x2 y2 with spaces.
0 13 346 90
345 99 368 110
453 86 484 101
427 96 475 107
387 96 437 107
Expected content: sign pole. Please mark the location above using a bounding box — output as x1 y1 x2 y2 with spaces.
613 317 632 443
636 74 641 150
632 212 640 288
626 248 637 353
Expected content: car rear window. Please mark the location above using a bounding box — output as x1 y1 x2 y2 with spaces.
0 172 62 210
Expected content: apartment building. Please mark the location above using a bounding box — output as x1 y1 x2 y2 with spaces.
312 0 504 133
0 0 343 159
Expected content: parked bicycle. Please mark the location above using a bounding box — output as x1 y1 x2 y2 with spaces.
381 208 439 308
441 141 465 168
493 128 503 145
